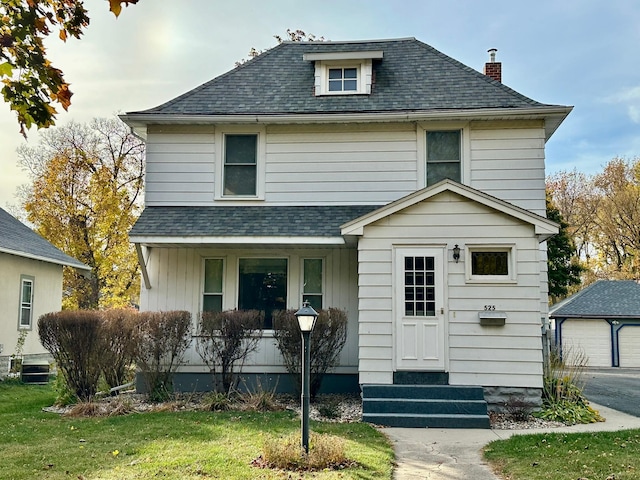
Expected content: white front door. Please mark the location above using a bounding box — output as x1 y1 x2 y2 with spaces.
395 247 446 370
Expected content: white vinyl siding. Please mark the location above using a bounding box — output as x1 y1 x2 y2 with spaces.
138 247 359 374
145 125 215 206
142 121 548 210
357 190 544 388
469 121 546 215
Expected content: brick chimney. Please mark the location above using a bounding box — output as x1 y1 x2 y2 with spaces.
483 48 501 83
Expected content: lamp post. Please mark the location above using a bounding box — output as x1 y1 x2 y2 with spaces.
295 301 318 455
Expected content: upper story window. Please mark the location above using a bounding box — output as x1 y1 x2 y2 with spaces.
303 50 383 96
426 130 461 186
224 134 257 196
19 276 34 329
328 67 358 92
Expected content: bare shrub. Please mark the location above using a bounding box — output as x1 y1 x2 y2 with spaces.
504 395 533 421
38 310 107 401
100 308 138 392
195 309 263 393
272 308 348 398
134 310 192 402
260 431 351 470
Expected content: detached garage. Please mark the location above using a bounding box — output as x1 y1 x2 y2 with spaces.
550 280 640 368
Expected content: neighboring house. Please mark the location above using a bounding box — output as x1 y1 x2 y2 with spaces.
0 207 90 373
550 280 640 368
122 37 570 427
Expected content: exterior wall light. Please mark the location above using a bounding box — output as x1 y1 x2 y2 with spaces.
453 244 461 263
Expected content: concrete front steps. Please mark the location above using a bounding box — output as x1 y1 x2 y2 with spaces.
362 384 490 429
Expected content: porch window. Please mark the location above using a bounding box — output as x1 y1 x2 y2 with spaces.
223 134 257 196
404 256 436 317
203 259 223 312
302 258 323 311
426 130 461 186
238 258 287 329
19 276 34 329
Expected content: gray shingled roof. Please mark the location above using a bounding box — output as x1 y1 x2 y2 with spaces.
0 207 89 270
128 38 558 117
129 206 381 238
550 280 640 318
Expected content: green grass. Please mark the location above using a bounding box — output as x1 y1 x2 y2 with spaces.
0 381 393 479
484 430 640 480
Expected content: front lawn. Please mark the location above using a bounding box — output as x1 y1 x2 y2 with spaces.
484 429 640 480
0 381 393 479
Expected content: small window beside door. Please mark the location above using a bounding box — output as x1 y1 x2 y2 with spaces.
466 246 516 283
302 258 323 311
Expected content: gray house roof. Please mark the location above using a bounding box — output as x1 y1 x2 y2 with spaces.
0 207 89 270
123 38 571 138
549 280 640 319
129 205 381 240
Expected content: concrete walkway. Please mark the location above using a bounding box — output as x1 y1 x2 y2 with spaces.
383 404 640 480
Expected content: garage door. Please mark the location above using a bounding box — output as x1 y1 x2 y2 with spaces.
619 326 640 367
561 319 611 367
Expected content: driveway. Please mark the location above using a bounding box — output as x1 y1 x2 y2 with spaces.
583 367 640 418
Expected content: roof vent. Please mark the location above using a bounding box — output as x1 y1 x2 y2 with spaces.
483 48 502 83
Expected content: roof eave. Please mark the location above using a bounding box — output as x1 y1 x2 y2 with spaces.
0 247 91 271
120 106 573 141
129 235 346 247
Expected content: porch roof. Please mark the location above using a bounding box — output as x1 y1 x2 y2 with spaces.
129 205 381 246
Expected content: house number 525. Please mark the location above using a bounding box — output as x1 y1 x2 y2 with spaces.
484 305 496 311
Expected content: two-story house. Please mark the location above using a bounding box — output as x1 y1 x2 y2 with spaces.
122 37 571 428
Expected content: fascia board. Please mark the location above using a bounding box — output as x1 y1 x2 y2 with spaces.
0 247 91 271
129 236 345 246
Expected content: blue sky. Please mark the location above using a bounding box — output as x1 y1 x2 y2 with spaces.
1 0 639 207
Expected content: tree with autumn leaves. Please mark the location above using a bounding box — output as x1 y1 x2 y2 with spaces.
18 117 144 309
0 0 138 136
547 156 640 287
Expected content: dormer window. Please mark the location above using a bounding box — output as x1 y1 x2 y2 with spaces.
304 50 383 96
329 67 358 92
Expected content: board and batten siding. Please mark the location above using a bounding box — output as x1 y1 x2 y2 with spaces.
138 246 360 374
357 191 544 388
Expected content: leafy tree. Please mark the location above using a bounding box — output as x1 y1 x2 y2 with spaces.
0 0 138 136
546 195 583 302
19 117 144 309
547 157 640 283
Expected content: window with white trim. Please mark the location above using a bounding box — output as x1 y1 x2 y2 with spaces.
19 276 34 329
302 258 323 311
223 134 257 196
203 259 223 312
426 130 461 186
466 245 516 283
328 67 358 92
